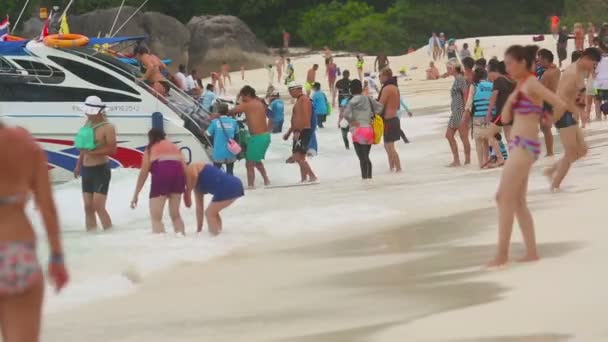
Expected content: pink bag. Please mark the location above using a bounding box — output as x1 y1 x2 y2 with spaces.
227 139 242 155
218 118 242 156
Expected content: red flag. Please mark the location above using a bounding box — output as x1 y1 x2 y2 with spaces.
0 16 9 42
37 12 51 41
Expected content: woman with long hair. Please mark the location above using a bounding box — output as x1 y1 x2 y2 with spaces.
488 45 566 267
0 122 68 341
131 128 186 235
445 60 471 167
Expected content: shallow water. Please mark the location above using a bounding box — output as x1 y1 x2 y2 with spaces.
31 112 446 313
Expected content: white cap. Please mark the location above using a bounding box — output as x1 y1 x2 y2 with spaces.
81 96 106 115
287 81 303 90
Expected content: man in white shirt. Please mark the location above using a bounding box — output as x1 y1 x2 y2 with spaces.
175 64 188 91
186 69 198 94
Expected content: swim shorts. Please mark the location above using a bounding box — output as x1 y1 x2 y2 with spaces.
305 82 313 92
555 111 578 129
212 175 244 202
383 117 401 143
149 160 185 198
246 133 271 162
293 129 312 154
81 163 111 195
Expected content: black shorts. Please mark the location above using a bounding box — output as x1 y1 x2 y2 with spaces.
543 102 553 115
293 129 312 154
325 58 331 65
596 89 608 101
383 117 401 143
555 111 578 129
81 163 111 195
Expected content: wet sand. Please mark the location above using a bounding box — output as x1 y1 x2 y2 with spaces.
43 35 608 341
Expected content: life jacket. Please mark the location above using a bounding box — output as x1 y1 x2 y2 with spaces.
473 80 494 118
74 121 108 150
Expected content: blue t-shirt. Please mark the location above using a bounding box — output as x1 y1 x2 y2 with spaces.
312 91 328 115
206 116 239 162
270 99 285 122
200 91 217 112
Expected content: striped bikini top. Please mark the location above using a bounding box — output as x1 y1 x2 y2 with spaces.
512 76 544 117
512 92 544 116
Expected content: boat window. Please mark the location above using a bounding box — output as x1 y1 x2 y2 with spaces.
12 59 66 84
0 83 142 103
47 56 139 95
0 57 17 73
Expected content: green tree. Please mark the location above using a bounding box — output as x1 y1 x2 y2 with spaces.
299 0 374 49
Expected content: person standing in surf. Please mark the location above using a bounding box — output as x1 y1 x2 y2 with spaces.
537 49 560 155
73 96 116 232
305 64 318 97
229 86 272 188
336 70 353 150
544 48 601 191
284 82 318 183
489 45 567 268
131 129 186 235
327 58 339 107
184 162 244 235
220 62 232 86
445 60 471 167
557 26 569 68
343 79 383 179
378 68 403 172
207 103 239 175
0 122 69 342
484 60 515 168
356 54 365 81
374 54 389 73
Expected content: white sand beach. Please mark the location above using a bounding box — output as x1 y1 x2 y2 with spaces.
40 35 608 341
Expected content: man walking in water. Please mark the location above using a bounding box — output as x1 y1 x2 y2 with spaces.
374 54 389 73
545 48 601 191
378 68 402 172
74 96 116 231
284 82 318 183
229 86 271 188
305 64 318 96
537 49 561 156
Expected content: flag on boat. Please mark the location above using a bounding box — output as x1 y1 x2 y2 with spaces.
0 16 9 42
59 14 69 34
38 14 50 41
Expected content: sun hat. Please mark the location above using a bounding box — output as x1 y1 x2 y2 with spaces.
287 81 303 90
81 96 106 115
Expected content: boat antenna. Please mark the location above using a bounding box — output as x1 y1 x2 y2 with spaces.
60 0 76 20
111 0 150 38
108 0 126 37
12 0 31 34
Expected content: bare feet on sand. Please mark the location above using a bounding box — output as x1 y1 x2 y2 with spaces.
447 161 461 167
486 256 509 268
517 254 540 263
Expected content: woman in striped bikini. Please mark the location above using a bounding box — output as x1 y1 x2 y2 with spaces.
488 45 566 268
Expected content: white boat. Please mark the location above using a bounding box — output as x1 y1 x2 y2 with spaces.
0 36 212 182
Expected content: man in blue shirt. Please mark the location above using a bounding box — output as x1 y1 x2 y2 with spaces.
200 84 218 113
269 92 285 133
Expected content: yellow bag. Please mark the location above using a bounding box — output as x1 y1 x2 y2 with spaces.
368 97 384 145
372 114 384 145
